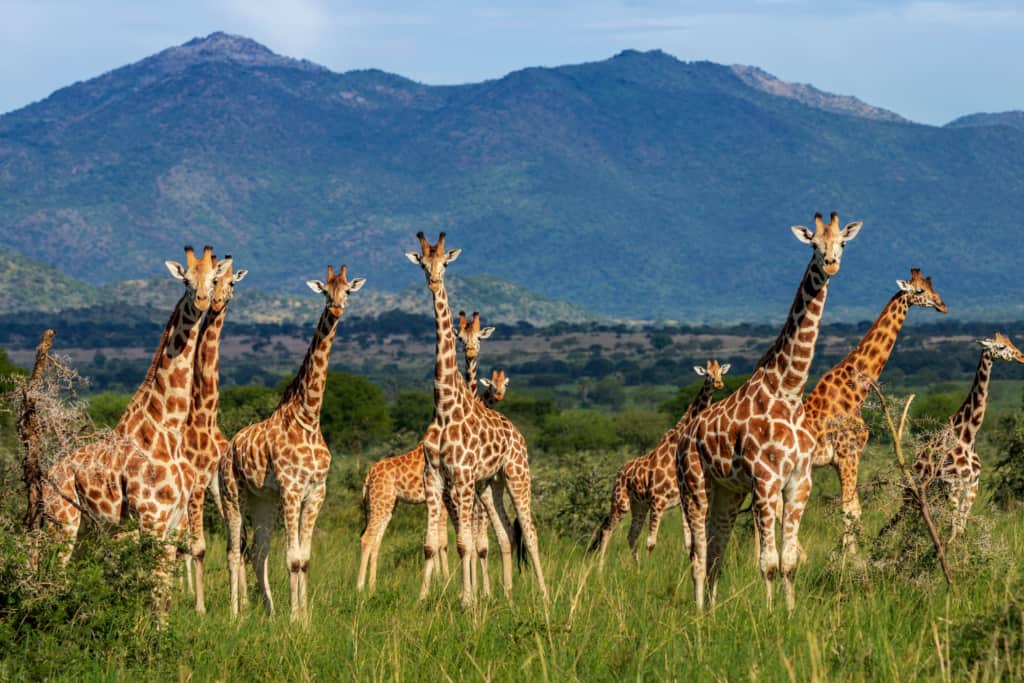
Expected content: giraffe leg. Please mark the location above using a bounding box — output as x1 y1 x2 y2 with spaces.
589 473 630 572
451 468 477 608
835 438 865 554
187 484 209 614
438 493 451 582
419 464 446 600
504 460 548 602
358 483 396 593
250 495 276 616
646 500 668 556
781 466 812 612
705 486 745 609
680 466 709 611
481 476 514 598
42 464 82 567
678 501 692 556
949 476 977 545
626 499 648 565
473 489 492 598
295 483 326 619
753 486 782 612
281 492 304 621
220 462 245 618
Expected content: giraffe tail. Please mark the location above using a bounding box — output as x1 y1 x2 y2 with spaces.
512 517 526 573
360 479 370 538
207 474 224 518
587 516 611 554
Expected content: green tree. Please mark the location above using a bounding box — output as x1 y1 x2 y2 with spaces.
87 392 131 428
391 389 432 435
538 410 621 454
219 385 280 438
320 372 392 454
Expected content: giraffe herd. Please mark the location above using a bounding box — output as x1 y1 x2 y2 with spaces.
35 215 1024 621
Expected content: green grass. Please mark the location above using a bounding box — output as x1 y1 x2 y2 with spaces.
30 445 1011 682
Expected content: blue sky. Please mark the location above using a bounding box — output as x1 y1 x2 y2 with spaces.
1 1 1021 124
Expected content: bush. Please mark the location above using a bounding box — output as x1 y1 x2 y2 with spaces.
0 526 171 678
532 451 624 540
320 372 392 454
87 391 131 428
538 410 621 454
991 411 1024 507
219 384 280 437
390 389 432 435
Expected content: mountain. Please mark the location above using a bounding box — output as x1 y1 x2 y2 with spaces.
945 111 1024 131
2 33 1023 322
0 248 592 325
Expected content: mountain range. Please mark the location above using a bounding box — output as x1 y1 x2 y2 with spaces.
1 32 1022 322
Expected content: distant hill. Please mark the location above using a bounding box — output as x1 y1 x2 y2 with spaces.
2 32 1023 321
945 111 1024 131
0 248 592 325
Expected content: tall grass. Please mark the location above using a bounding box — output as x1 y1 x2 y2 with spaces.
3 445 1022 681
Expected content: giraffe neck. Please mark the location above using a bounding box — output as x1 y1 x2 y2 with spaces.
119 306 177 421
279 307 339 425
116 294 203 440
846 292 911 381
757 259 830 397
464 355 479 395
951 350 993 445
676 377 716 429
431 281 468 416
188 306 226 427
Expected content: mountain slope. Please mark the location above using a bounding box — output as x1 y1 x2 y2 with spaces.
945 111 1024 131
1 33 1023 321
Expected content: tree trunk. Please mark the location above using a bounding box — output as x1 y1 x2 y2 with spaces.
18 328 55 534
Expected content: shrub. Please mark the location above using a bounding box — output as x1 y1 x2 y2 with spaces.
991 411 1024 507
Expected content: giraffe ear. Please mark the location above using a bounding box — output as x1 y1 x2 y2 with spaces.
213 258 232 279
446 248 462 263
404 251 422 265
694 366 707 376
306 280 326 294
896 279 913 292
232 269 249 284
347 277 367 293
478 377 492 389
790 226 814 244
978 338 1002 351
720 364 731 375
165 261 187 281
479 326 496 340
841 221 863 242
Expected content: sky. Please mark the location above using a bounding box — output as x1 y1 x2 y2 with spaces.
0 1 1022 124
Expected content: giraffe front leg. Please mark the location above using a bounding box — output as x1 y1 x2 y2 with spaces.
438 491 451 582
296 483 326 619
419 464 445 601
835 438 865 555
473 489 492 598
949 477 977 546
220 464 245 618
752 488 781 612
781 466 813 613
450 468 477 608
281 491 305 622
481 476 514 599
187 485 209 614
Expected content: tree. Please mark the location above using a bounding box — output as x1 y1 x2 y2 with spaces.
391 389 432 435
320 372 392 454
87 392 131 428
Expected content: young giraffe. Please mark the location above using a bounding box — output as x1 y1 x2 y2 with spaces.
220 264 365 620
802 268 945 552
355 309 501 595
42 246 228 599
676 212 862 612
881 333 1024 543
589 360 730 571
406 232 547 607
180 257 247 614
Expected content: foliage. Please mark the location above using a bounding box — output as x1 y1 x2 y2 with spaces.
320 372 392 454
991 410 1024 507
86 391 131 428
218 384 280 437
0 527 171 679
658 373 748 417
537 410 621 454
390 389 432 436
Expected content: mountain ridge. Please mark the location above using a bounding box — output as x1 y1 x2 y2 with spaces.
1 33 1022 321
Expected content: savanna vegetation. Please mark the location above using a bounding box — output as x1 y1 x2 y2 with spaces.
2 323 1024 680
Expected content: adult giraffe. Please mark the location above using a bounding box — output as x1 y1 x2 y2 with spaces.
676 212 862 612
803 268 945 552
406 232 546 607
220 264 365 620
43 246 228 605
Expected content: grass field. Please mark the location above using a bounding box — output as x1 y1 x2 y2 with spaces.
11 441 1016 682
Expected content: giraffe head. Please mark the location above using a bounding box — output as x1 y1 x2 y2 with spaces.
405 232 462 293
693 359 730 390
457 311 496 360
896 268 947 313
306 264 366 318
165 245 230 312
790 212 863 276
978 332 1024 364
210 255 249 313
478 369 509 402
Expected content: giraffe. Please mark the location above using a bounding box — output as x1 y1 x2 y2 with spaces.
354 308 502 595
802 268 945 553
406 231 547 606
676 212 862 612
42 246 228 603
589 360 730 571
220 264 365 620
881 333 1024 544
180 256 247 614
